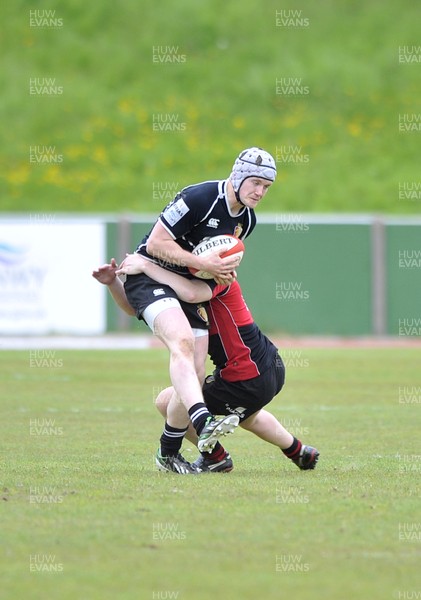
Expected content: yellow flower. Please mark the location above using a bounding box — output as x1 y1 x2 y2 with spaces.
6 164 30 185
66 144 87 159
136 107 148 124
92 146 108 165
118 99 133 114
347 122 362 137
43 166 65 186
232 117 245 129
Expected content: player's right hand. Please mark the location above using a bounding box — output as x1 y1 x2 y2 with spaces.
197 252 241 278
116 253 149 276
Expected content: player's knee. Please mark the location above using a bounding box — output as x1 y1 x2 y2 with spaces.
155 387 172 416
171 333 195 360
240 411 260 430
180 335 196 357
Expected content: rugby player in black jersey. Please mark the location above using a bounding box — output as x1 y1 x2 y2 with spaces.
119 148 277 473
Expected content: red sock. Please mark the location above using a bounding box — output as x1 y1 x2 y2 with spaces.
204 442 226 461
282 437 302 459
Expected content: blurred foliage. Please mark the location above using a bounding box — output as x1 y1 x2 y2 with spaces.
0 0 420 213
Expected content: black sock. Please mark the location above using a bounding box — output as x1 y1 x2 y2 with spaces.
282 437 302 460
160 422 188 457
188 402 212 435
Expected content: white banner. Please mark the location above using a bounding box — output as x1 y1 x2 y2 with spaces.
0 218 105 334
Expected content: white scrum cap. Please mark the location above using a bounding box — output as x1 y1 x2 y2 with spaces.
229 147 277 194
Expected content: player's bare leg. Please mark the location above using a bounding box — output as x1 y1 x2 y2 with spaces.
152 322 236 470
151 308 203 473
155 386 233 473
155 331 208 444
241 409 319 470
153 307 205 412
156 387 197 445
240 409 294 447
193 332 208 386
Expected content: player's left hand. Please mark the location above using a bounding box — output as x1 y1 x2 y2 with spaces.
92 258 118 285
214 271 237 286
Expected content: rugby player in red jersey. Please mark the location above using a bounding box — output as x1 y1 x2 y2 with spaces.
93 257 319 473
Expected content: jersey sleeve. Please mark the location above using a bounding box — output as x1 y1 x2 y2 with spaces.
158 185 214 239
211 282 229 298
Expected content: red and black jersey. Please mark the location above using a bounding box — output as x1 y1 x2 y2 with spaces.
208 280 278 381
135 180 256 275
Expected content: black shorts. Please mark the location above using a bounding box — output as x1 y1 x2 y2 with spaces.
203 353 285 421
124 273 209 330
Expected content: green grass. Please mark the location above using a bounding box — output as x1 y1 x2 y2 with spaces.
1 347 420 599
1 0 420 214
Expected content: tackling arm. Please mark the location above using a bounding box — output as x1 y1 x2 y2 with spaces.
92 259 136 316
116 254 213 303
147 221 239 278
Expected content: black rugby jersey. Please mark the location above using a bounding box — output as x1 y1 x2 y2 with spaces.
135 179 256 275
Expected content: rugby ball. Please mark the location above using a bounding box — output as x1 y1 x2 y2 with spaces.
189 235 245 279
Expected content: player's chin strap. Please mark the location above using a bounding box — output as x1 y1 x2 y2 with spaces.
228 176 245 206
235 187 245 206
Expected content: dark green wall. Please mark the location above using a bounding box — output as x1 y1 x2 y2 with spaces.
386 225 421 336
105 217 420 336
240 223 371 335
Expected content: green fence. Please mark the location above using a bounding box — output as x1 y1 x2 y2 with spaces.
386 223 421 336
105 215 421 336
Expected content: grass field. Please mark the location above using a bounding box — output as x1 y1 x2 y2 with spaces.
1 346 420 599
